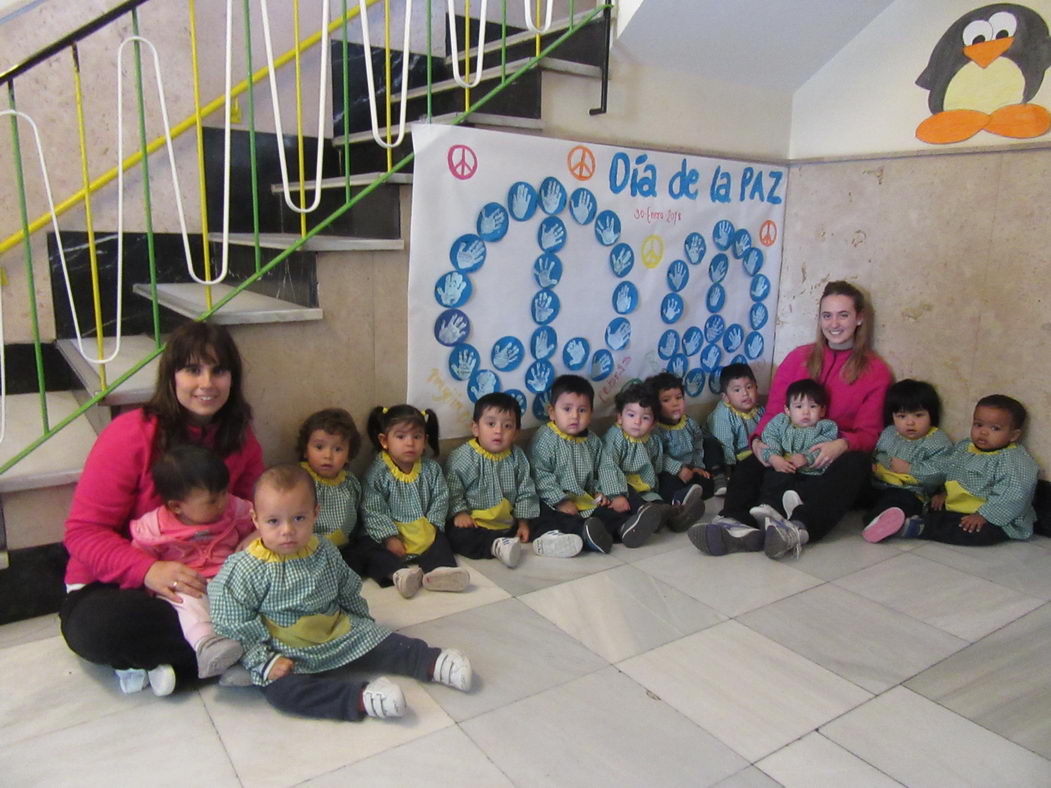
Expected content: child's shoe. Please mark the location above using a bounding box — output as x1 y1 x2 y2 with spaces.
432 649 472 691
862 507 905 543
668 485 706 532
393 565 424 598
491 537 523 568
218 663 253 687
688 517 763 556
712 472 729 497
749 503 781 524
362 676 405 718
147 664 176 697
619 503 664 547
764 516 807 559
115 668 148 694
782 490 803 521
582 517 613 554
901 515 925 538
195 634 244 679
532 530 583 557
423 566 470 592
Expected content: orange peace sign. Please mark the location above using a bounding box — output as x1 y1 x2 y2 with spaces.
567 145 596 181
759 220 777 247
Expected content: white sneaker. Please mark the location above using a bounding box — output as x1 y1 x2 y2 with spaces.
115 668 148 694
491 536 523 568
393 565 424 599
422 566 470 592
532 531 583 558
749 503 780 524
764 516 806 560
432 648 472 691
782 490 803 521
148 664 176 697
361 676 405 718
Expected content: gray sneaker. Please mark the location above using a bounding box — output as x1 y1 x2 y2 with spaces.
491 536 523 568
668 485 706 532
195 634 244 679
532 531 583 557
764 515 805 559
582 517 613 554
619 503 664 547
688 517 764 556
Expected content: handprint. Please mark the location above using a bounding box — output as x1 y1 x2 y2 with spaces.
541 180 563 213
450 347 477 379
724 325 743 350
669 263 687 291
539 222 565 250
455 239 485 271
470 371 498 399
533 256 560 288
659 333 677 357
566 340 586 366
436 272 467 306
533 291 556 323
592 353 612 378
595 215 619 245
714 221 732 247
705 316 725 342
703 345 720 369
527 363 552 391
610 245 633 276
670 356 686 377
734 232 751 258
606 321 631 350
533 330 554 360
747 333 764 358
707 287 724 311
683 330 702 355
614 284 634 314
662 298 682 322
570 190 594 223
492 340 521 369
685 234 705 264
751 276 770 299
478 207 506 237
437 313 468 344
710 255 728 282
510 184 533 219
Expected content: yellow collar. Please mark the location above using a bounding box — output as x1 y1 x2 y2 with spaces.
662 416 687 431
728 404 760 420
246 535 319 562
548 421 587 442
382 451 421 482
468 438 510 461
967 441 1016 455
620 427 650 444
300 461 347 486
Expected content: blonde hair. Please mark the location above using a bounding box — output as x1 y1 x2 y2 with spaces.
806 281 874 384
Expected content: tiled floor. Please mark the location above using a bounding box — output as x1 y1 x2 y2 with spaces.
5 511 1051 787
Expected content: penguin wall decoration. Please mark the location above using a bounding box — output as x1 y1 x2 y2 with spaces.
916 3 1051 143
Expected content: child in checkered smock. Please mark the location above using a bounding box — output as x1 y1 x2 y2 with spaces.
646 372 716 501
297 408 363 554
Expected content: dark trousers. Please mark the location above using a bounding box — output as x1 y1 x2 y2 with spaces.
721 451 870 542
702 434 727 474
260 633 440 721
917 510 1010 546
60 583 198 681
359 529 458 586
658 470 715 503
532 490 645 542
446 521 520 559
858 484 924 524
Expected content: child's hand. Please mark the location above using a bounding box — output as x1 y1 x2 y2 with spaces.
693 467 712 480
930 492 946 511
769 455 796 474
267 657 294 681
789 453 808 469
960 513 988 533
592 492 609 507
609 495 631 513
516 519 531 542
889 457 911 474
556 500 579 516
385 536 407 557
453 512 476 528
752 438 771 466
677 466 693 483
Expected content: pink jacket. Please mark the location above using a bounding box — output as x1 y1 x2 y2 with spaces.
756 344 892 454
64 409 264 588
129 496 255 578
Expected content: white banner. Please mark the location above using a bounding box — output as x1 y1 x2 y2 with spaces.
407 125 786 438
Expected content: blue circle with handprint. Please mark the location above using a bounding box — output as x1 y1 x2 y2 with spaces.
532 390 551 421
530 326 557 360
467 369 502 402
605 317 631 351
594 210 622 247
562 337 591 371
476 202 509 242
666 260 690 293
708 253 729 284
609 243 634 278
660 293 684 325
491 336 525 372
525 360 555 394
531 288 560 325
704 314 726 343
568 187 597 225
658 329 680 360
683 232 706 265
505 389 528 416
706 283 726 313
434 308 470 346
749 302 768 331
750 274 771 302
532 253 563 289
537 216 567 253
700 343 723 373
684 368 706 398
590 349 614 381
612 281 638 315
539 177 567 216
745 331 765 360
682 326 703 356
434 270 472 308
449 234 486 273
447 343 479 381
732 228 752 259
713 219 735 251
743 247 764 276
708 370 722 395
667 353 688 378
731 354 747 365
723 324 745 352
507 181 538 221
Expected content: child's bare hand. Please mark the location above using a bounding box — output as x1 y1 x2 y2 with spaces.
788 453 808 469
960 513 988 533
930 493 946 511
385 537 407 557
609 495 631 513
677 467 693 483
889 457 911 474
556 500 579 516
693 467 712 479
267 657 294 681
769 455 795 474
453 512 476 528
516 520 531 542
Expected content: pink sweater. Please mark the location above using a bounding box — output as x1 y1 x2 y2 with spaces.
64 409 264 588
756 344 892 454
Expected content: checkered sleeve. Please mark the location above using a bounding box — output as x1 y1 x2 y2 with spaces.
910 441 956 488
980 447 1038 532
804 419 839 463
422 459 450 532
658 427 684 475
330 543 373 621
444 444 473 517
530 425 569 508
592 434 628 498
210 552 279 679
706 403 739 467
511 446 541 519
686 418 707 468
361 459 400 543
760 414 789 463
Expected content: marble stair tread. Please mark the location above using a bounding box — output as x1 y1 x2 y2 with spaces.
210 233 403 252
441 15 597 60
332 112 543 147
269 172 412 194
0 392 97 493
56 335 160 407
132 282 322 325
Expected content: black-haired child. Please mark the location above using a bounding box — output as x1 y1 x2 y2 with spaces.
129 445 255 689
859 379 953 541
530 374 665 553
445 392 553 566
211 464 472 722
646 372 717 502
864 394 1038 546
359 404 469 598
297 408 363 555
706 363 765 494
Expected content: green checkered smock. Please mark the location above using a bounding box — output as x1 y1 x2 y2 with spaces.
361 453 449 549
529 422 627 516
301 462 361 547
445 439 540 526
706 401 765 466
210 536 390 686
760 413 839 475
871 426 954 500
912 440 1038 539
657 416 706 474
603 426 662 502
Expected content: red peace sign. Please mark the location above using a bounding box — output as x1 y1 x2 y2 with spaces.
759 220 777 247
567 145 596 181
447 145 478 180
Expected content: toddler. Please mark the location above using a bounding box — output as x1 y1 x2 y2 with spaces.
647 372 716 501
530 374 663 553
359 404 469 597
706 363 765 493
129 445 255 685
864 394 1038 545
210 464 471 721
297 408 363 551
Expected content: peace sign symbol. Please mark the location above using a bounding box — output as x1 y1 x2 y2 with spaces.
759 219 777 247
448 145 478 180
640 234 664 269
566 145 596 181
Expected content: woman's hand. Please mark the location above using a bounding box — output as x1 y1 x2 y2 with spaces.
144 561 206 603
810 438 848 469
751 438 771 467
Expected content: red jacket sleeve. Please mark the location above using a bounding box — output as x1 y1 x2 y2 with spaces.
229 428 264 500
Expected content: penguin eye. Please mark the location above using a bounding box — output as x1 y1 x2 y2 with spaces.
989 11 1017 39
962 19 994 46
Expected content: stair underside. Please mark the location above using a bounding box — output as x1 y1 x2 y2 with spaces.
211 232 404 253
0 392 97 493
132 282 323 325
56 335 161 407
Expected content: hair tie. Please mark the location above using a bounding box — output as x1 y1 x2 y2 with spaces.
382 406 388 414
422 408 430 420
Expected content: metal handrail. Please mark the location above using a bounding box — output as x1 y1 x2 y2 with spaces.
359 0 414 149
447 0 489 88
523 0 553 33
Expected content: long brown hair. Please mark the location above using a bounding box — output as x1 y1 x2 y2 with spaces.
143 321 252 457
806 281 874 384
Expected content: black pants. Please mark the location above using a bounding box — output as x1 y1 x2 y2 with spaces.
260 633 440 721
60 583 198 681
917 510 1010 546
359 529 459 586
858 484 924 524
532 491 644 542
446 521 521 559
721 451 870 542
702 434 727 475
658 470 715 503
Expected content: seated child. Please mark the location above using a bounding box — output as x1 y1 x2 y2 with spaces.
603 382 706 534
530 374 664 553
706 363 765 492
359 404 469 598
646 372 716 501
210 464 471 722
129 445 255 686
860 379 953 540
863 394 1038 546
445 392 554 566
297 408 362 553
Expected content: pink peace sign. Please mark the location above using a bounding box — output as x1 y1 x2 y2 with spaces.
447 145 478 180
759 220 777 247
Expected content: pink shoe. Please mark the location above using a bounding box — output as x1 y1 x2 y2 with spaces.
863 507 905 543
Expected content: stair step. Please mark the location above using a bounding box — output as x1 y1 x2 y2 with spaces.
333 112 544 147
538 57 602 78
0 392 97 493
403 57 534 101
443 14 586 60
132 282 323 325
270 172 413 195
56 335 161 407
211 232 404 252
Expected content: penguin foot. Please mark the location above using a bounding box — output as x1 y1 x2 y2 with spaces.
915 110 989 144
985 103 1051 139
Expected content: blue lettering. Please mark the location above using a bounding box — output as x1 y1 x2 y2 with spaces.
767 170 784 204
739 167 754 202
609 152 630 194
709 166 731 204
668 158 700 200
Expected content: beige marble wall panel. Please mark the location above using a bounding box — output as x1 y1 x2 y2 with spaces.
3 483 74 549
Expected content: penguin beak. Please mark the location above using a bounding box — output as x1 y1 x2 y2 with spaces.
964 37 1013 68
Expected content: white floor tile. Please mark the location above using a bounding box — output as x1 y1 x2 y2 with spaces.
757 731 900 787
0 613 60 650
359 563 510 629
458 549 623 597
911 538 1051 600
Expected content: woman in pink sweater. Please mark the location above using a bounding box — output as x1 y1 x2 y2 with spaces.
60 321 264 695
691 281 892 559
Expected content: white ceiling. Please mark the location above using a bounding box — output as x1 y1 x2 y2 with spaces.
615 0 898 92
